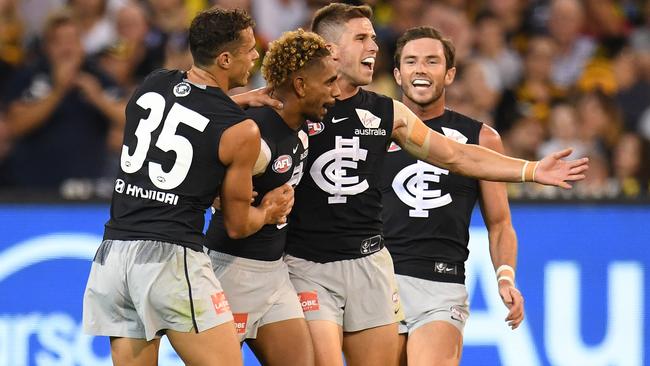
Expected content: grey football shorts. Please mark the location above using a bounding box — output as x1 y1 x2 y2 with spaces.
208 250 304 341
396 274 470 335
285 247 404 332
83 240 233 341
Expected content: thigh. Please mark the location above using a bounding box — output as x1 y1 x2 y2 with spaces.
167 321 243 366
110 336 160 366
135 244 233 340
406 321 463 366
285 254 345 325
306 320 344 366
342 322 400 366
397 275 469 336
247 318 314 366
83 241 145 339
344 249 403 332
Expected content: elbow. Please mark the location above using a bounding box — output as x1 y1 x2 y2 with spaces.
225 225 250 240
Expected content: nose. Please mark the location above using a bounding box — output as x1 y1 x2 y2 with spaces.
367 38 378 54
331 81 341 99
252 48 260 61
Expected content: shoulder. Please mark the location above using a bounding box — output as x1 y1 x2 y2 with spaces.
478 124 504 152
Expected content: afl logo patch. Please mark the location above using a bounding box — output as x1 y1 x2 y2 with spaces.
272 155 293 173
173 82 191 97
307 121 325 136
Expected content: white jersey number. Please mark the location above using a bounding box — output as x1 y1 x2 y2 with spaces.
120 92 209 190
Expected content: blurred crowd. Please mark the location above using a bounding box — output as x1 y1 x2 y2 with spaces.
0 0 648 200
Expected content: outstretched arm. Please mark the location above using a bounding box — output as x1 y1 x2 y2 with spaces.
218 119 292 239
477 125 524 330
391 100 588 187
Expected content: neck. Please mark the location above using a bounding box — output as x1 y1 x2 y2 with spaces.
402 93 446 121
336 76 361 100
187 65 229 90
273 89 304 131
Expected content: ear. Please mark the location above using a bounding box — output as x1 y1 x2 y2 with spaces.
293 76 306 98
326 43 339 61
393 67 402 87
444 67 456 86
216 51 232 70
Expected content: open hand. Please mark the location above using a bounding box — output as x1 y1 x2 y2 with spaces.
535 148 589 189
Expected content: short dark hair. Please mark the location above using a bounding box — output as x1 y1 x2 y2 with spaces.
394 26 456 71
262 29 330 88
311 3 372 42
189 7 255 67
43 9 76 39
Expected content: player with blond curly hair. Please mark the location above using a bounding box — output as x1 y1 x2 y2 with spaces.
203 29 339 366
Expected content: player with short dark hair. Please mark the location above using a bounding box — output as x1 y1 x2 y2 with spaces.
384 26 524 366
82 8 291 366
285 4 588 366
204 29 339 366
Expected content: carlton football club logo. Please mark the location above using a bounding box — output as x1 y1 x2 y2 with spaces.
392 160 452 217
310 136 369 204
272 155 293 173
173 82 191 97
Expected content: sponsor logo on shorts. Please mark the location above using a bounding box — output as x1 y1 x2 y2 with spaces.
392 290 401 315
211 291 231 315
450 305 466 323
298 291 320 312
233 313 248 334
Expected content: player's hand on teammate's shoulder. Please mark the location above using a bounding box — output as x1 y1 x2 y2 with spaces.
534 148 589 189
260 184 294 225
232 87 284 110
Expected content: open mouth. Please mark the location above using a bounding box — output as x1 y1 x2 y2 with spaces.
412 79 432 89
361 57 375 71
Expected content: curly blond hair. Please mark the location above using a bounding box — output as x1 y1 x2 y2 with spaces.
262 29 330 88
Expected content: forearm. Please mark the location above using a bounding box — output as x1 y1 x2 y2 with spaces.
7 90 65 138
227 205 269 239
488 223 518 271
432 143 531 183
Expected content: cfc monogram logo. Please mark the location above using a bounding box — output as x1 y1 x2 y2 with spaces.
310 136 368 204
392 160 452 217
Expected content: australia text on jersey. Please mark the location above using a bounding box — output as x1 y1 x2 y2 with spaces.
114 178 179 206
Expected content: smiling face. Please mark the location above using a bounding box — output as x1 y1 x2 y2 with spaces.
333 17 378 87
300 56 340 121
394 37 455 108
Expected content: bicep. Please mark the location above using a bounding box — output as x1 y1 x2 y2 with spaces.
391 100 457 166
219 120 260 222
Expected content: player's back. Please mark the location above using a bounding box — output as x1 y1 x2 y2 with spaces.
104 69 249 251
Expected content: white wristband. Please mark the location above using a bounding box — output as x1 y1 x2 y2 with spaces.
496 264 515 279
521 161 529 182
497 276 515 286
